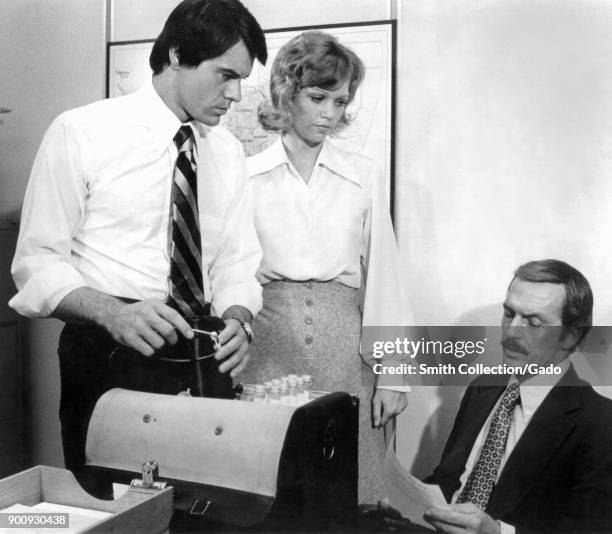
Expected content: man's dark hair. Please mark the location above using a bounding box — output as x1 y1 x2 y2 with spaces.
149 0 267 75
514 259 593 348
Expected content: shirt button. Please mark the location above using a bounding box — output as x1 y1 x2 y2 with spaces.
304 316 313 325
305 298 314 306
306 282 314 289
305 335 313 345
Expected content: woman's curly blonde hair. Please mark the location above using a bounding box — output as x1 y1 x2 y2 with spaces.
258 31 365 134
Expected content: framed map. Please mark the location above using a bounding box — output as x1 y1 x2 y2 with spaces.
107 40 156 97
107 20 396 211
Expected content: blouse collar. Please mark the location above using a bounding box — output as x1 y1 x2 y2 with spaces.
249 138 362 187
317 140 361 187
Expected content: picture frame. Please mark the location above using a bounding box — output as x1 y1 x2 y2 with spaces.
107 20 396 215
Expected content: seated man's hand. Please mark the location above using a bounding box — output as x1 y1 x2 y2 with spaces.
372 389 409 428
377 499 434 533
424 503 500 534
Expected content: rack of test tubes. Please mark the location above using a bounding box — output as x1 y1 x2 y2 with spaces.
237 374 328 406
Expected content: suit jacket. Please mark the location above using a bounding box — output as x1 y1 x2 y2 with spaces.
425 366 612 533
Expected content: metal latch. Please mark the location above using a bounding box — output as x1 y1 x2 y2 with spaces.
130 460 167 490
190 498 212 516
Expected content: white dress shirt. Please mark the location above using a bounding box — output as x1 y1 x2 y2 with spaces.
10 81 262 318
453 360 571 534
248 139 413 383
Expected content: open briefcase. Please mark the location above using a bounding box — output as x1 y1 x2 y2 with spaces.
80 388 359 532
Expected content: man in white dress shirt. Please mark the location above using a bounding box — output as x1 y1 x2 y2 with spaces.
380 259 612 533
10 0 267 474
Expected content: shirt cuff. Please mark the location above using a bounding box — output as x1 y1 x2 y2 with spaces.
499 520 515 534
10 262 87 317
211 282 262 319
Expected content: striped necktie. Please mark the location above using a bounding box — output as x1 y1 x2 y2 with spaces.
457 382 521 509
167 125 208 316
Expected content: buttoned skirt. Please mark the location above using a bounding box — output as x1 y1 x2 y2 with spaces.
243 280 385 504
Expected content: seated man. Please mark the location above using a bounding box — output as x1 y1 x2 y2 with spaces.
381 259 612 533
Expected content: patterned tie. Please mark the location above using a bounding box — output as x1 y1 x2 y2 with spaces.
167 125 208 317
457 382 521 509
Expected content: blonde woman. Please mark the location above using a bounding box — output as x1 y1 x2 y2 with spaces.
245 31 411 503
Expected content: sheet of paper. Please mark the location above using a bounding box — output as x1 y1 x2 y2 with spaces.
0 502 112 534
0 504 33 534
112 482 130 500
34 501 112 518
0 504 31 513
383 445 450 529
35 502 112 533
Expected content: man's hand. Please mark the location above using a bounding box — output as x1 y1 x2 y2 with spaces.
99 298 193 356
215 318 250 377
377 498 414 530
424 503 500 534
54 288 193 357
377 499 434 533
372 389 409 428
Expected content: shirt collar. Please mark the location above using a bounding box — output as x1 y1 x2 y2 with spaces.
135 79 200 154
316 140 362 187
509 358 571 423
250 138 362 187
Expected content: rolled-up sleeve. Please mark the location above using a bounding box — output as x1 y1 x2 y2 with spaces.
208 149 262 318
10 115 88 317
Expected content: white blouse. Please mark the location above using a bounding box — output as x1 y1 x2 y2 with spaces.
247 139 412 328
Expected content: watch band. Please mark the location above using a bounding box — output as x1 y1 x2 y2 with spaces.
241 321 254 343
228 315 253 343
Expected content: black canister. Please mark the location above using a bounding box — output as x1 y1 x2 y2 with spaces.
106 315 234 399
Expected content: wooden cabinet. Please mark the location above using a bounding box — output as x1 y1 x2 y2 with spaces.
0 219 27 477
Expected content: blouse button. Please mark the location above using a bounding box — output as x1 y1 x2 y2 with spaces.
304 316 313 325
306 282 314 289
305 298 313 306
305 335 313 345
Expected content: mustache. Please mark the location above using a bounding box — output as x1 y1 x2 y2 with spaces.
501 337 528 355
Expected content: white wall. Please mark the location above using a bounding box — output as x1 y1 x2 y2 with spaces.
394 0 612 476
395 0 612 327
0 0 107 216
0 0 107 467
110 0 393 40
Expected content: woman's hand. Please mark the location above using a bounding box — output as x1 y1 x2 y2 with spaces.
371 389 409 428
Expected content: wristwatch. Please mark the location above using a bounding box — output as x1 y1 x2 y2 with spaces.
229 316 253 343
241 321 254 343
